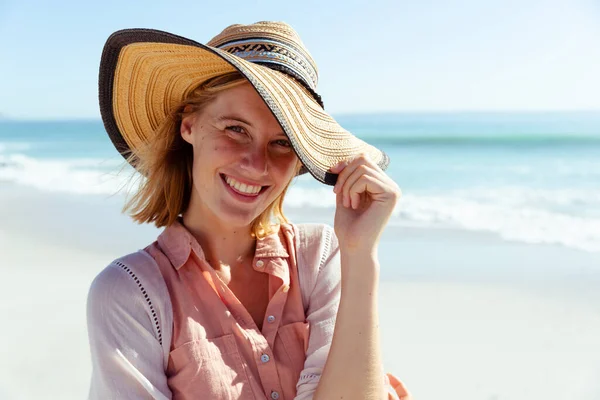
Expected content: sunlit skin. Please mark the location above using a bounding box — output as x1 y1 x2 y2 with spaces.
179 82 298 290
178 81 411 398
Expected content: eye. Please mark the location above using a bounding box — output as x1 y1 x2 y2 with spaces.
226 125 245 134
273 139 291 148
225 125 250 142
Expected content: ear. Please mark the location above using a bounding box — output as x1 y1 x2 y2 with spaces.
180 114 195 145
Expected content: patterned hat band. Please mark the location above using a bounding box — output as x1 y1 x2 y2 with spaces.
216 38 325 109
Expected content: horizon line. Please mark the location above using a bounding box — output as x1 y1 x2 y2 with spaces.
2 109 600 122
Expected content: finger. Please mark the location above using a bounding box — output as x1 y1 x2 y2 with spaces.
340 162 399 209
329 160 346 174
333 154 400 209
351 190 362 210
335 188 344 208
333 154 372 194
386 374 412 399
341 164 379 208
348 174 387 209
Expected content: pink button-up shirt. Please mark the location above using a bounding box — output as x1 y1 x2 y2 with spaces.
86 222 401 399
148 221 308 399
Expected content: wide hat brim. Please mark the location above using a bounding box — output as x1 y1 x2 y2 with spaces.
99 28 389 186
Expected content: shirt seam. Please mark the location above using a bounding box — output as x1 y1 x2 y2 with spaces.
318 226 332 275
113 261 163 347
298 372 320 381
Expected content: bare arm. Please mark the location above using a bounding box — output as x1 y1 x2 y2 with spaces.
313 250 384 400
312 154 402 400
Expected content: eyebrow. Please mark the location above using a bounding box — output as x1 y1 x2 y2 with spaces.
215 114 253 126
215 114 287 137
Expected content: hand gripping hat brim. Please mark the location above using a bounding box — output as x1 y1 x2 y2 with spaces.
99 22 389 185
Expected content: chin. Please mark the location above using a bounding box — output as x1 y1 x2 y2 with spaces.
216 204 265 229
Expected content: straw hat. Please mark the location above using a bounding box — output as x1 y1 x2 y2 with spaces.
99 21 389 185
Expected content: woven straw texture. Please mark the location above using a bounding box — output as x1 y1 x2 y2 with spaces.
99 23 389 185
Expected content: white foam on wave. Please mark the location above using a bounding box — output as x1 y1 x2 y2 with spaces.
0 142 32 153
395 194 600 253
450 159 600 179
285 186 337 208
452 186 600 216
3 154 599 253
0 154 135 195
286 185 600 253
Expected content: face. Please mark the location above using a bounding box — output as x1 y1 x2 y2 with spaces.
180 82 299 229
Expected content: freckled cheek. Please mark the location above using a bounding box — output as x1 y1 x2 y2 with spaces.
271 156 298 180
212 140 242 155
193 141 235 163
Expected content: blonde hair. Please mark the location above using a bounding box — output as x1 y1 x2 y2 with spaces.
123 71 301 238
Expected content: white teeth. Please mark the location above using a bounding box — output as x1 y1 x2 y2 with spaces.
224 175 262 195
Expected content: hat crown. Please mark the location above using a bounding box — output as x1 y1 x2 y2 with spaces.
208 21 303 45
207 21 319 93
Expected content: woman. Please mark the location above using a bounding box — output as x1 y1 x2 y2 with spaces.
87 21 411 400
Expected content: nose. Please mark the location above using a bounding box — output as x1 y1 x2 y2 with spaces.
240 145 268 177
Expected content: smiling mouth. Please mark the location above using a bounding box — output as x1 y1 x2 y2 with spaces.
220 174 270 197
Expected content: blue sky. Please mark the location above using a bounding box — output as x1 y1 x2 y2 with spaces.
1 0 599 119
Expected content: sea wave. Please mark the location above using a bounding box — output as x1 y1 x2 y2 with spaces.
2 154 599 253
284 185 600 253
0 154 134 195
364 134 600 147
448 162 600 178
393 194 600 253
0 142 33 153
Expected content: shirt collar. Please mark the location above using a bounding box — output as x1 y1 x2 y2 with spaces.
157 220 289 271
255 227 289 259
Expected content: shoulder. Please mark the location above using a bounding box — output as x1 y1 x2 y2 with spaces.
291 223 338 256
288 223 336 244
287 223 340 279
87 249 167 318
87 249 172 347
90 250 161 293
289 224 342 314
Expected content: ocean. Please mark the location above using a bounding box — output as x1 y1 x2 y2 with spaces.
1 112 599 252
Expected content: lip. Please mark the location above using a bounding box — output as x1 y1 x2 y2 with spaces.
221 173 269 188
220 174 269 203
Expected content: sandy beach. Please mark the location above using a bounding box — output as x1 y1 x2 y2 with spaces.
2 0 599 397
1 185 599 400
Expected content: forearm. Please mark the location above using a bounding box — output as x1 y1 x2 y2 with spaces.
313 250 385 400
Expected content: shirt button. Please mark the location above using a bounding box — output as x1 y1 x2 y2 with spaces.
256 260 265 268
267 315 275 323
261 354 270 363
271 391 280 399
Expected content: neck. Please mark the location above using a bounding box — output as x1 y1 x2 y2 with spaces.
181 209 256 272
